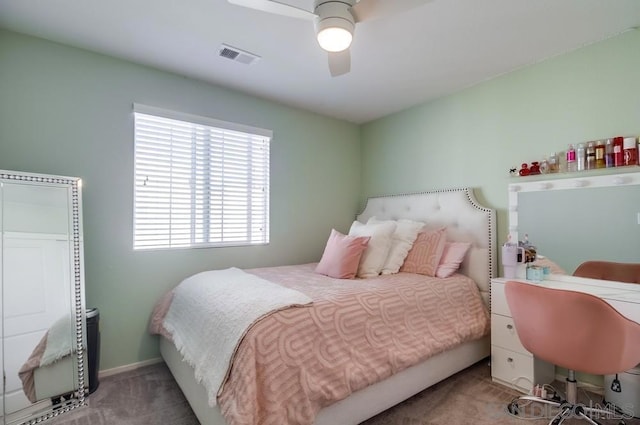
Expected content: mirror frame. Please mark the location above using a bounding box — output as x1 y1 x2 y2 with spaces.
0 170 86 424
508 169 640 272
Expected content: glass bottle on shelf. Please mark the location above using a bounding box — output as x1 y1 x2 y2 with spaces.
595 140 605 169
614 136 624 167
576 143 586 171
539 157 549 174
623 137 638 166
566 144 577 172
530 161 541 175
586 141 596 170
605 138 615 168
548 152 559 173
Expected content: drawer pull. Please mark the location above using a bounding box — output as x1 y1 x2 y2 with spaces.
506 324 513 330
507 357 514 363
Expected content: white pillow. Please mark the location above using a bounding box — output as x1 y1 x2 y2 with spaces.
348 220 397 278
368 217 425 274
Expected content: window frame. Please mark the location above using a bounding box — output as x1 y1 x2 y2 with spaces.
132 104 272 251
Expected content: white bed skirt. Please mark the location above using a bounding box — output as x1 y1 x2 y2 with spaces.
160 335 490 425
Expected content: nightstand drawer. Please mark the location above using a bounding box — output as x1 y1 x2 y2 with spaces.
490 280 510 316
491 314 528 354
491 346 533 392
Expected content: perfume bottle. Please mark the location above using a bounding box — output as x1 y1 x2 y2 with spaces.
595 141 605 169
548 152 559 173
586 141 595 170
539 157 549 174
623 137 638 166
605 139 614 168
576 143 585 171
566 144 577 172
614 137 624 167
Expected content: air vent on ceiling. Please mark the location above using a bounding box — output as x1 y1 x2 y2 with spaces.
218 44 261 65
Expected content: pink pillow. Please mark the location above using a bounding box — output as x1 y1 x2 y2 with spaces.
315 229 370 279
400 228 446 276
436 242 472 278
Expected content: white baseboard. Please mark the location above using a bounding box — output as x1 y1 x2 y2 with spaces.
99 357 163 378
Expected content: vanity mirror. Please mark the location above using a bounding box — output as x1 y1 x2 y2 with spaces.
508 171 640 277
0 170 86 425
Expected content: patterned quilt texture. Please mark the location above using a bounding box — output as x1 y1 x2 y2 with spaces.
153 263 489 425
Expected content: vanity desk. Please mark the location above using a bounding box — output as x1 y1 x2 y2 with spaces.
493 170 640 392
490 275 640 392
490 277 554 392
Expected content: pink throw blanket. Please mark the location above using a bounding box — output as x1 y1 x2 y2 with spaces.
150 263 489 425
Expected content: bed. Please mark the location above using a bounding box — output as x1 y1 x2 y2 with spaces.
151 188 496 425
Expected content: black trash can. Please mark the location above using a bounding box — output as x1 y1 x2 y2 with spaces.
86 308 101 394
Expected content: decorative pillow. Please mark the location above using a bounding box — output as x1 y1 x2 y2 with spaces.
315 229 370 279
348 220 397 278
368 217 425 275
400 228 447 276
436 242 472 278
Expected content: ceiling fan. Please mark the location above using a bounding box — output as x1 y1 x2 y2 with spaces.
227 0 432 76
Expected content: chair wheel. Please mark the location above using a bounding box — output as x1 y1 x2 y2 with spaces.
550 417 563 425
507 401 520 415
617 421 626 425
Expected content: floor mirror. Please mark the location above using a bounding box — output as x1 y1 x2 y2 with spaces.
0 170 86 425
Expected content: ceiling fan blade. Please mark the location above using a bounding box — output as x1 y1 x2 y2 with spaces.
351 0 433 22
328 50 351 77
228 0 316 20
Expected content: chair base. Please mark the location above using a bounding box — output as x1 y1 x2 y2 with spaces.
508 395 627 425
508 372 631 424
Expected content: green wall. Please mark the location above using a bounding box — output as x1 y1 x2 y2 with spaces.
361 29 640 248
1 27 639 374
0 30 361 370
360 29 640 387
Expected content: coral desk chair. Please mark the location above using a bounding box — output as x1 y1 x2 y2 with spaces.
573 261 640 284
504 280 640 425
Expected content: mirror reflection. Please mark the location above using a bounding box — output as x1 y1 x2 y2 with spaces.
1 172 86 425
512 172 640 277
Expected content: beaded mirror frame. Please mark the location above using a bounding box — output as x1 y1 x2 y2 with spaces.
0 170 86 425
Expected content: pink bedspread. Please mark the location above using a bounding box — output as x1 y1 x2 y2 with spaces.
151 263 489 425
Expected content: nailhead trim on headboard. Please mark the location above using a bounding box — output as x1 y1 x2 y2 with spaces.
356 188 496 305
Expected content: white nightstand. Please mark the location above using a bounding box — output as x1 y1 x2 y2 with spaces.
490 278 555 393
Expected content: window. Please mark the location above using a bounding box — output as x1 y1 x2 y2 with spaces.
133 104 271 250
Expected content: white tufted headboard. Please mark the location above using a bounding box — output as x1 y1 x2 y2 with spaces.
356 188 496 305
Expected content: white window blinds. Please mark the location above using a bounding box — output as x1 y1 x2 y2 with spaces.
133 105 271 250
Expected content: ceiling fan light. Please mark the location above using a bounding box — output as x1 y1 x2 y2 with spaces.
314 1 355 53
317 26 353 52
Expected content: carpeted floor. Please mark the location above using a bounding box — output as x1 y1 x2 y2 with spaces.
50 360 639 425
50 363 197 425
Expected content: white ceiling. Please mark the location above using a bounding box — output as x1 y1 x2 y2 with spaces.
1 0 640 124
